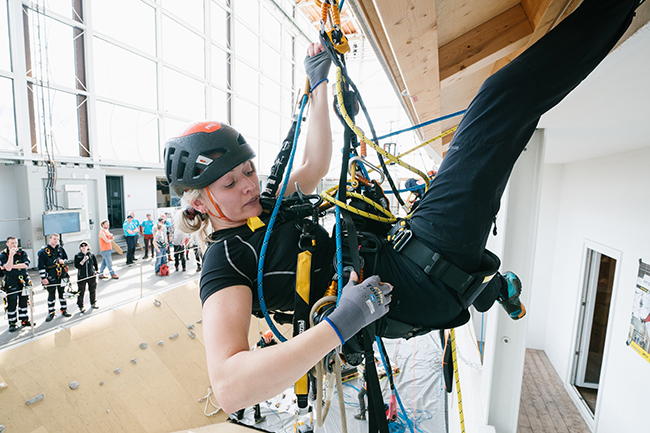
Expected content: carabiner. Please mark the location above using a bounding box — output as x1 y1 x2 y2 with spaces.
348 156 385 185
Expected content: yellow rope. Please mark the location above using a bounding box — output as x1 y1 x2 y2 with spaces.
450 329 465 433
321 191 397 223
396 126 458 159
334 67 431 188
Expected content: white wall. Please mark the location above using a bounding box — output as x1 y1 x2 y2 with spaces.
537 147 650 431
526 164 564 349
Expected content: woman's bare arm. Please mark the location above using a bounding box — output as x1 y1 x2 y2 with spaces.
203 284 340 413
284 45 332 196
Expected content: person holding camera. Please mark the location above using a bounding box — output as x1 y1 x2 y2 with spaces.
74 240 99 313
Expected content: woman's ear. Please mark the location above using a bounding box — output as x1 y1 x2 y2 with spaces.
190 197 208 213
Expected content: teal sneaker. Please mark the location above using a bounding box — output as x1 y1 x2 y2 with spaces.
498 271 526 320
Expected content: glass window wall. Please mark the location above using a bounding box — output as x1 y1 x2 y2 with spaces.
163 66 205 120
93 37 157 110
91 0 156 57
95 101 159 163
162 15 205 76
0 76 16 150
0 0 10 72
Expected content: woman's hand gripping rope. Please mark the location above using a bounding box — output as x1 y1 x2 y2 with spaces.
324 272 392 344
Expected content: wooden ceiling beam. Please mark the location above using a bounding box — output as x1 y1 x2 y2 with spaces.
491 0 575 74
371 0 443 149
439 4 533 87
352 0 417 127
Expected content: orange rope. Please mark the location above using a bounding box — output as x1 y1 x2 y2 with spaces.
332 1 341 27
320 1 329 22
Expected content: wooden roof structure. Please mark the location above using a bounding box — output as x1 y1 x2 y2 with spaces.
295 0 650 158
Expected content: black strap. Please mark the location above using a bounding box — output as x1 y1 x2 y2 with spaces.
363 327 389 433
341 210 361 275
400 238 474 292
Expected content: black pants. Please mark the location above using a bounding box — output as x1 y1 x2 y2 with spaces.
77 278 97 308
174 244 186 270
47 284 68 313
126 235 137 263
409 0 638 303
143 234 154 258
5 287 29 325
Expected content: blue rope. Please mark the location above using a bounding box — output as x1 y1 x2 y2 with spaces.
383 185 425 195
257 94 310 343
376 336 415 433
335 204 343 305
376 110 466 141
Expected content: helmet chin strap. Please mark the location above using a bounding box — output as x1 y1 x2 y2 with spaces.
205 186 245 224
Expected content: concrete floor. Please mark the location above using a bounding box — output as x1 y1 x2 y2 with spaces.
1 248 201 349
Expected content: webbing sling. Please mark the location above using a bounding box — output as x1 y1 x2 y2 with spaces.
363 327 389 433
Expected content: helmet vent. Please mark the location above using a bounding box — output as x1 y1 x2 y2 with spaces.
177 150 189 181
166 147 175 179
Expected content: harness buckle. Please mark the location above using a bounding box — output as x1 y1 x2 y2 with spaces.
391 228 412 252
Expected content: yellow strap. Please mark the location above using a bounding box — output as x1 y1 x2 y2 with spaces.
294 251 312 400
246 216 266 232
296 251 312 304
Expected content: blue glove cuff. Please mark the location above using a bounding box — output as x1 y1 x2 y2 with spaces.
310 78 328 93
323 316 345 345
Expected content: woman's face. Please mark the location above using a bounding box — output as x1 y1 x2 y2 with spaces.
206 160 262 222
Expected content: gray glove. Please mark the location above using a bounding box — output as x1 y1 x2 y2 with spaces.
324 275 392 344
304 50 331 92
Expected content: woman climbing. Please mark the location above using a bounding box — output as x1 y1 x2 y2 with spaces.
164 0 642 413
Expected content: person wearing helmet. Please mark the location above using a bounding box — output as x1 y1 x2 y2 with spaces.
74 240 99 313
165 0 641 414
259 330 277 348
166 42 392 413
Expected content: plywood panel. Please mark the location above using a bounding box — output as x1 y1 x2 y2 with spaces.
373 0 442 139
0 282 226 433
436 0 520 46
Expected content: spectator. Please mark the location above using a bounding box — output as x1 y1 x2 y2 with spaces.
0 236 34 331
123 214 138 265
171 228 188 272
154 223 168 276
37 233 71 321
129 211 141 253
98 219 119 279
141 213 155 259
188 235 203 272
73 240 98 313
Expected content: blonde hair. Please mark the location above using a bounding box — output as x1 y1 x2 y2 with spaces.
174 188 213 252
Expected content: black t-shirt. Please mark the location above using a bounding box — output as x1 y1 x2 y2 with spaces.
200 220 334 313
0 248 30 289
200 217 467 330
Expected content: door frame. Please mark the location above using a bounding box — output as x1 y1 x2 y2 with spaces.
567 239 622 428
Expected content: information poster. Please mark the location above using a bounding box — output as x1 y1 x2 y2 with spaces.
626 259 650 364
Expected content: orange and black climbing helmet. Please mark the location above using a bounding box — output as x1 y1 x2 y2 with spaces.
164 121 256 196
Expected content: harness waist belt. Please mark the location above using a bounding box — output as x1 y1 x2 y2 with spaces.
387 219 499 309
